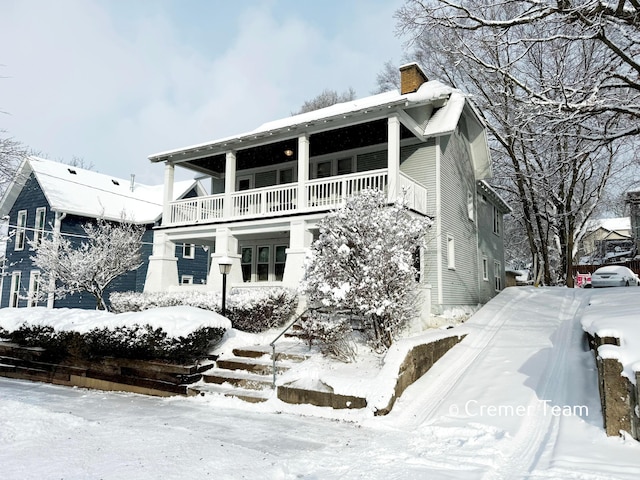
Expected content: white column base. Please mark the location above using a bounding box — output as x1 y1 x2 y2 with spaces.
144 256 179 292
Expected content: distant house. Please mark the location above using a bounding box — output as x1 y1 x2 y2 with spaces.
0 157 208 309
143 63 510 314
577 217 633 265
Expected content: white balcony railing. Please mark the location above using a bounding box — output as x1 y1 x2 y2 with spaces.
167 169 428 226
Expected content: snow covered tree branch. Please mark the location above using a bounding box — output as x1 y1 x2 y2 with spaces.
301 189 432 351
30 218 144 310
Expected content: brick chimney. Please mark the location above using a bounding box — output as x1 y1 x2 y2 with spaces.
400 63 428 95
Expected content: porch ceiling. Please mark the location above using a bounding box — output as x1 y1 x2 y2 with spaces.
173 120 415 177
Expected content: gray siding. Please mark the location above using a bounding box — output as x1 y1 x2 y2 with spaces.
476 187 507 302
438 132 480 307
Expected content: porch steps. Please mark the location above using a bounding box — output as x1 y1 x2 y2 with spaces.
193 342 310 403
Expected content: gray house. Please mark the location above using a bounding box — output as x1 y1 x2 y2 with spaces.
144 63 510 314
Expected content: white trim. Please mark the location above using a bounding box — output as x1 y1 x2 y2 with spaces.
180 275 194 285
182 243 195 259
15 210 27 251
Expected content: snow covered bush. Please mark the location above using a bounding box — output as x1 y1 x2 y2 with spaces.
302 189 432 351
6 322 226 364
299 311 356 363
110 288 298 333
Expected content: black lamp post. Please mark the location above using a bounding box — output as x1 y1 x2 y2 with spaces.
218 257 232 316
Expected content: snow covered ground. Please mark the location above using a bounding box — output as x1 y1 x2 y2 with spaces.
2 287 640 479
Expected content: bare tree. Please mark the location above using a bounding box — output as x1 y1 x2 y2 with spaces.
293 87 357 114
0 131 27 196
30 218 144 310
392 0 635 285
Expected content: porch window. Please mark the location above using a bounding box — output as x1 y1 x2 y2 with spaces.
15 210 27 251
257 246 270 281
181 275 194 285
9 271 21 307
279 168 294 184
275 245 287 281
241 247 253 282
337 157 353 176
316 161 332 179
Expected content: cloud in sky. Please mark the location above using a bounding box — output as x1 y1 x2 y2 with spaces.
0 0 405 185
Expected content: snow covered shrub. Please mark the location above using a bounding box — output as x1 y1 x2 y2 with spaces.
226 288 298 333
7 323 225 363
302 189 432 351
110 288 297 333
300 312 356 363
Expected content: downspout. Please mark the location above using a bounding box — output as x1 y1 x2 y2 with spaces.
47 211 66 309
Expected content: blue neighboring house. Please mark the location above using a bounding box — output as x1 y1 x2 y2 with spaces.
0 157 210 309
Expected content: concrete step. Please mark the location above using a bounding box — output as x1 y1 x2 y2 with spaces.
216 357 289 375
190 382 274 403
232 343 313 363
202 367 273 390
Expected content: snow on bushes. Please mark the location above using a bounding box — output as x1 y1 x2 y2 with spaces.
0 306 230 363
110 288 298 333
302 189 432 351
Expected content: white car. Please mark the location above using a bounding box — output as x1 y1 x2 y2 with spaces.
590 265 640 288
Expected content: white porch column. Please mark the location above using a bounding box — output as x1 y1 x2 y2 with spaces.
144 231 179 292
297 135 309 210
282 219 313 289
208 227 242 291
162 162 175 226
387 115 401 203
223 151 236 218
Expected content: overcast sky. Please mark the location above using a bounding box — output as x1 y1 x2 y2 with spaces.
0 0 406 185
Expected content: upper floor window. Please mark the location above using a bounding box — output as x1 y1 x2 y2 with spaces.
482 256 489 281
34 207 47 246
493 205 501 235
494 261 502 291
467 190 474 221
15 210 27 251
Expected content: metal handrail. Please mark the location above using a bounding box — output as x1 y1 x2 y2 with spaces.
269 308 311 388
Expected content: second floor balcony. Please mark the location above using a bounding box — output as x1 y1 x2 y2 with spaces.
166 169 428 226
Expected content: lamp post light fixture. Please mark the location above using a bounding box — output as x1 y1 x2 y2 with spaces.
218 256 233 317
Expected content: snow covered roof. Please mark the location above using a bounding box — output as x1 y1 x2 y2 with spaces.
148 80 468 162
0 157 201 224
585 217 631 234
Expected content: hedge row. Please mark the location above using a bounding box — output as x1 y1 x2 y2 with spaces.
110 288 298 333
4 323 226 364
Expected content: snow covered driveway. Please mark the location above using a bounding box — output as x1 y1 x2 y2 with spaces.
1 287 640 479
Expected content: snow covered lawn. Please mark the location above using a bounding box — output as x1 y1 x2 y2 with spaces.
1 287 640 479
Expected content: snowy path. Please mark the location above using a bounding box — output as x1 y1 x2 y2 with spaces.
1 287 640 479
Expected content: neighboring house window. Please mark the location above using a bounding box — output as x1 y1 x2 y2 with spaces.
413 248 422 282
9 271 21 307
482 256 489 281
494 261 502 291
182 243 195 259
467 190 474 221
181 275 194 285
34 207 47 246
15 210 27 251
493 205 501 235
447 235 455 270
28 271 41 307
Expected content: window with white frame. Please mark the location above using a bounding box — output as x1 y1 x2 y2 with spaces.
447 235 455 270
28 271 41 307
482 256 489 281
34 207 47 246
181 275 194 285
15 210 27 251
493 205 501 235
467 190 474 221
182 243 195 259
240 243 288 282
9 271 21 307
494 261 502 291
